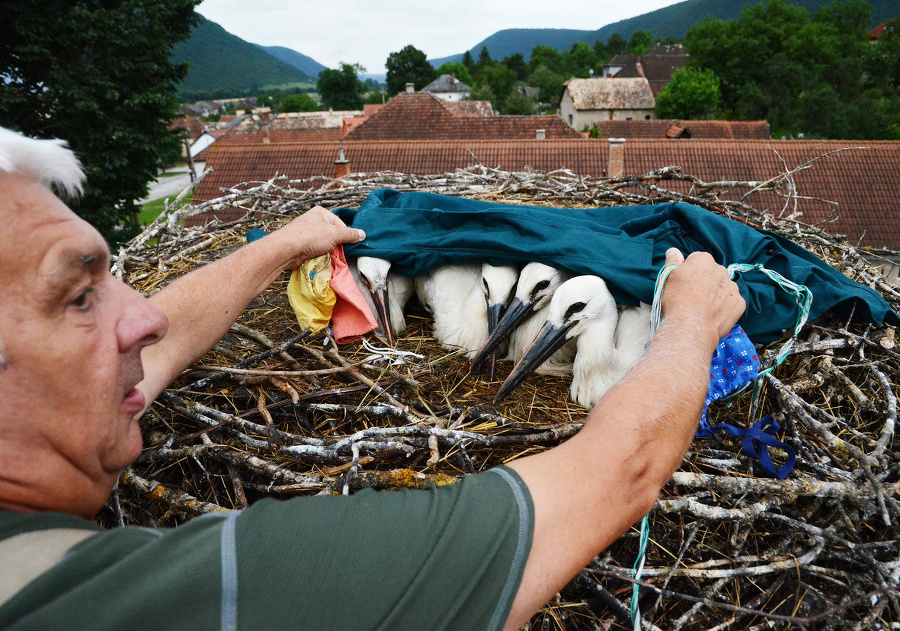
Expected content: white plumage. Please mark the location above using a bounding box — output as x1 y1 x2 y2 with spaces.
0 127 85 197
415 263 518 358
495 276 652 408
349 256 414 344
472 262 575 375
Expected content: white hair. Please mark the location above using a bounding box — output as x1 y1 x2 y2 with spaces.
0 127 86 368
0 126 85 197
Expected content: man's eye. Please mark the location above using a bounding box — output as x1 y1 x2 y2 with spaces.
71 287 95 311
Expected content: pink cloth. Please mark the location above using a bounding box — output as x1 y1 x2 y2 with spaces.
329 245 378 344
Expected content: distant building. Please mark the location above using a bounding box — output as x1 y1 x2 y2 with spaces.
601 44 689 96
558 78 655 130
421 74 472 102
344 91 581 140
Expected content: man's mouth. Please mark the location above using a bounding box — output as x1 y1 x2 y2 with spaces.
120 387 146 415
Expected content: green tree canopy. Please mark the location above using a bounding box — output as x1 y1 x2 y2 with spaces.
279 93 319 113
385 45 437 95
0 0 199 243
317 63 367 110
654 66 722 119
607 33 627 56
685 0 897 138
628 30 654 54
434 62 475 86
528 45 561 74
502 53 528 81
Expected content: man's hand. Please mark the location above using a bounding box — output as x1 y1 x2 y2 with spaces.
660 248 746 349
271 206 365 270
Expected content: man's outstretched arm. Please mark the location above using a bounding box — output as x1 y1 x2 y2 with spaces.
137 207 364 405
504 249 746 629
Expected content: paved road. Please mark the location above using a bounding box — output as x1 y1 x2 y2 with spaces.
139 162 205 204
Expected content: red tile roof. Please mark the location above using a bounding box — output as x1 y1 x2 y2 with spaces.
594 119 771 140
343 92 580 140
623 139 900 248
193 138 900 250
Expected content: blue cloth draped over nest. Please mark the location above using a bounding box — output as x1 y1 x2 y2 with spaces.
336 189 900 344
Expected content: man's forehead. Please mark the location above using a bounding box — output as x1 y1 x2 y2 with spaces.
0 174 109 283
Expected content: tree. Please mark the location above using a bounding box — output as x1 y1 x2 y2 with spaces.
317 63 367 110
434 62 474 86
461 50 475 69
528 67 565 105
528 45 561 74
502 53 528 81
0 0 199 243
654 67 721 119
385 45 436 95
279 93 319 112
628 30 654 54
607 33 627 56
501 90 535 115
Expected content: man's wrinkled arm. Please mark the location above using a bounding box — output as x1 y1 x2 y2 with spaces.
503 250 746 630
136 208 364 405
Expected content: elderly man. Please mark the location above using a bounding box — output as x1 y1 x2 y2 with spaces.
0 128 744 630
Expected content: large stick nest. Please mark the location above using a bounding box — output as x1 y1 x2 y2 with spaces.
107 162 900 630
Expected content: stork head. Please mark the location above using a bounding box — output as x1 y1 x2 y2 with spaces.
356 256 394 344
494 276 616 403
470 262 570 371
480 263 518 335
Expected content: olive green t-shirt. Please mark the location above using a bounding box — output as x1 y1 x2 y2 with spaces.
0 467 533 630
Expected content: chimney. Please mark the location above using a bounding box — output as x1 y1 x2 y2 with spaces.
535 128 546 140
334 148 350 178
608 138 625 178
405 82 415 94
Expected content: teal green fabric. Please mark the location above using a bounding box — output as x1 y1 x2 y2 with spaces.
337 189 900 344
0 467 532 631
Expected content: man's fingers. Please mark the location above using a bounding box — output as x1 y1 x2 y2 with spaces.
665 247 685 265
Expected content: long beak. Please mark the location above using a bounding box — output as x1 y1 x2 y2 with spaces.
371 286 393 345
486 302 505 379
494 320 574 403
471 297 532 372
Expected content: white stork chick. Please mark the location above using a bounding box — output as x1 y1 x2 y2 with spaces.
415 263 518 358
350 256 414 345
495 276 651 408
471 262 574 375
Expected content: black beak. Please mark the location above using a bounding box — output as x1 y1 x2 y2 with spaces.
486 302 506 379
471 297 533 372
494 319 574 403
371 285 393 346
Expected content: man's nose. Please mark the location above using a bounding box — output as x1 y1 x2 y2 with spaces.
117 283 169 353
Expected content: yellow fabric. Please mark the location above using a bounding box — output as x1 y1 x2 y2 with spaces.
287 254 336 333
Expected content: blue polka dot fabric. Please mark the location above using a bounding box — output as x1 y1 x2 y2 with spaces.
696 324 796 479
700 324 759 431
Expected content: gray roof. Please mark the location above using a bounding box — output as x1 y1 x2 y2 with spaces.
422 74 472 94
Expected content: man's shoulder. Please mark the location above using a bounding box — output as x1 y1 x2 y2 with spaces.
0 509 100 542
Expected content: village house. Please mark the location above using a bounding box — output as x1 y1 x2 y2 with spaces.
421 74 472 102
601 43 690 96
558 77 655 130
343 91 581 141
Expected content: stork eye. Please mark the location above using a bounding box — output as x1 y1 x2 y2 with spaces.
564 302 587 320
532 280 550 297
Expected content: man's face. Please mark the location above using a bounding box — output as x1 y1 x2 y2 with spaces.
0 175 168 516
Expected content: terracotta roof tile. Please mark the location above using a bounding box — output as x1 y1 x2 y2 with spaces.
595 119 771 140
446 100 493 117
622 139 900 248
192 138 900 249
343 92 580 140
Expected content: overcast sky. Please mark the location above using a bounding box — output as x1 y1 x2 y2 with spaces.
195 0 683 74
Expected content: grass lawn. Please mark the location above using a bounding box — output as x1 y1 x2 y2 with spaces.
138 190 193 226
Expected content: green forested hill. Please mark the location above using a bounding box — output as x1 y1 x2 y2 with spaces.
429 0 896 64
172 16 313 98
256 45 328 79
